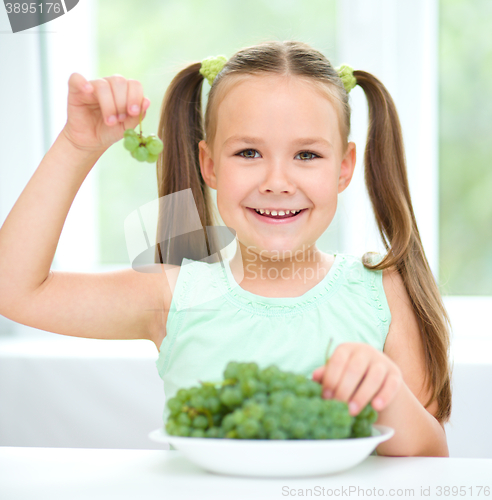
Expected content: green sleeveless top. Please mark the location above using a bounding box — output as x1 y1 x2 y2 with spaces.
156 253 391 434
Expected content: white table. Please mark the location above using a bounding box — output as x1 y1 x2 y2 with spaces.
0 447 491 500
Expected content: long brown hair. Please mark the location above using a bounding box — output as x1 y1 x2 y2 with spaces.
154 40 452 424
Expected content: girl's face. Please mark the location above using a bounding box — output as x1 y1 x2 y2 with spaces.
199 75 356 260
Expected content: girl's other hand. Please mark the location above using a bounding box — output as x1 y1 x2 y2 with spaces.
311 342 403 417
62 72 151 154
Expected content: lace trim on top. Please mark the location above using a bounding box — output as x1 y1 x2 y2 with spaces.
210 254 346 316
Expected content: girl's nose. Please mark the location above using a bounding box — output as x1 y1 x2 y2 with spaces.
258 163 296 194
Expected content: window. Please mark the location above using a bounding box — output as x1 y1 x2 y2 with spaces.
438 0 492 296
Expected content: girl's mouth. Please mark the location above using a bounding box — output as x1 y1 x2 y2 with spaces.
246 207 307 224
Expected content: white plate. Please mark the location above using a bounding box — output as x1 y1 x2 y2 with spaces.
149 425 394 478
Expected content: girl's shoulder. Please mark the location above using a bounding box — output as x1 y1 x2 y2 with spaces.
335 251 385 280
343 251 384 266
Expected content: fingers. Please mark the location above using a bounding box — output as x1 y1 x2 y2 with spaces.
321 343 352 399
105 75 129 123
103 76 150 123
370 370 402 412
344 362 387 416
68 72 93 95
71 73 150 127
315 343 403 417
311 366 324 382
332 351 371 412
91 78 119 126
126 79 145 118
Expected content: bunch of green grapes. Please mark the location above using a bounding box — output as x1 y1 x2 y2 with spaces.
123 129 163 163
165 361 379 440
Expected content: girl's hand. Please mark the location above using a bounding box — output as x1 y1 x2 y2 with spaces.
312 342 403 417
61 72 151 154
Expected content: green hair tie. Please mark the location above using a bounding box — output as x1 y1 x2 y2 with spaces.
199 55 228 86
336 64 357 93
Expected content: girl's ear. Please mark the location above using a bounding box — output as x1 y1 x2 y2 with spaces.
198 140 217 190
338 141 356 194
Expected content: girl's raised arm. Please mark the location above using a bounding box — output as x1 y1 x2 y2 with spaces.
0 73 172 349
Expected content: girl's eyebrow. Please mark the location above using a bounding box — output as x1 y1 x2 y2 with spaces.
223 135 333 149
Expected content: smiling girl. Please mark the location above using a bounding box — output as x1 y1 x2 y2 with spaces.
0 40 452 457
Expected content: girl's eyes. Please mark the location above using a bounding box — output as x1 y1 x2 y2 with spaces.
235 149 320 161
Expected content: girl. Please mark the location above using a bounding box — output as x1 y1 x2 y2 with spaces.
0 40 452 457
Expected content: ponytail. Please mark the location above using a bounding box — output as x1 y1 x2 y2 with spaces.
153 63 221 266
355 70 453 424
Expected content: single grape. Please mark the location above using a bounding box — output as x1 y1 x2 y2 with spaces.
224 361 240 380
221 413 236 432
358 403 378 423
141 133 156 144
176 425 191 437
244 402 265 421
192 415 209 429
252 392 268 405
307 380 323 397
258 365 279 384
123 129 138 139
189 387 200 397
330 426 352 439
279 413 293 431
313 427 331 440
269 429 288 440
189 394 206 410
232 410 246 425
146 137 164 155
190 429 206 438
167 398 182 417
123 136 139 152
165 419 178 435
292 421 308 439
269 377 286 392
281 394 296 411
262 415 278 433
351 419 373 438
146 152 159 163
239 418 260 439
134 145 149 162
212 413 222 427
220 387 243 408
240 378 258 397
177 413 191 426
205 427 221 438
204 397 221 413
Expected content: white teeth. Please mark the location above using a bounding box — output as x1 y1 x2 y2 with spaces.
253 208 303 217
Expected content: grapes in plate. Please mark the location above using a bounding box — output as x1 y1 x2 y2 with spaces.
165 361 378 440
